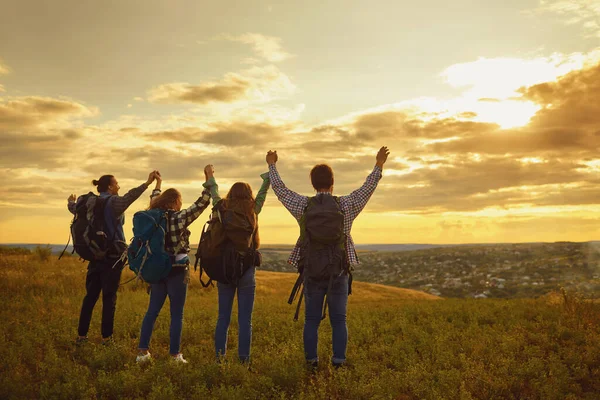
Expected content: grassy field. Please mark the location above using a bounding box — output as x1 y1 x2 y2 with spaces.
1 251 599 399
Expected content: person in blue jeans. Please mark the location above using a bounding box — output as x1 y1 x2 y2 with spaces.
266 147 389 368
137 170 212 364
304 274 349 366
202 164 270 363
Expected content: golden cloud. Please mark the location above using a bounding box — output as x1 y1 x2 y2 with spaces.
147 65 295 105
0 96 98 130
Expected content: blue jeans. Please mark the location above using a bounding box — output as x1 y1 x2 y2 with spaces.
215 267 256 361
138 267 189 355
303 273 349 365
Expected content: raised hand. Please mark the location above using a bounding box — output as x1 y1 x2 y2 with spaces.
266 150 278 165
68 194 77 203
154 170 162 183
204 164 214 181
146 170 157 186
376 146 390 168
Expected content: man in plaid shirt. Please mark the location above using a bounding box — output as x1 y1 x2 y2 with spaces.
266 146 390 368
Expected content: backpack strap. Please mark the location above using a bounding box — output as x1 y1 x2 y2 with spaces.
348 271 353 295
288 272 304 304
58 231 72 260
294 286 305 322
194 221 208 272
195 221 214 288
198 265 213 288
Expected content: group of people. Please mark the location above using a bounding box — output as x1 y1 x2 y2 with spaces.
67 147 390 368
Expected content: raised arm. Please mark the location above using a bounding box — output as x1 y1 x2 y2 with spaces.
202 164 221 206
67 194 77 215
254 172 271 215
339 146 389 218
174 187 212 228
110 171 157 216
266 150 307 221
149 171 162 203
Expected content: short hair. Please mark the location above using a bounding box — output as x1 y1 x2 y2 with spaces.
310 164 334 191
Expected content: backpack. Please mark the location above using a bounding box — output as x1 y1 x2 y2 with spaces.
288 195 349 321
61 192 113 261
127 209 172 284
195 199 258 287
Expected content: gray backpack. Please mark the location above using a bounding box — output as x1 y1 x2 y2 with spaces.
288 195 350 320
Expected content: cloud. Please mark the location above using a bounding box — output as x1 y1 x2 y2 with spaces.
220 33 293 63
6 51 600 227
0 96 97 169
148 65 295 105
0 130 87 169
0 96 98 131
534 0 600 38
141 122 288 148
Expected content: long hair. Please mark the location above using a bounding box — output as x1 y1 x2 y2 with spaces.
149 188 182 211
225 182 260 248
92 175 114 193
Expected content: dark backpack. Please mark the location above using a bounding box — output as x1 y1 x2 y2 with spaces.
288 195 349 320
127 209 172 284
195 200 259 287
63 192 112 261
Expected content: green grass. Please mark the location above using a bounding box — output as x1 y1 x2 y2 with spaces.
0 254 599 399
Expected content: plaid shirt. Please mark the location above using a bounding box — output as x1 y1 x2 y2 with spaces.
268 163 383 267
150 188 211 254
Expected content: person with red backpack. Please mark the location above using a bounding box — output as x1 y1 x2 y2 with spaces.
135 171 212 364
266 146 389 369
67 171 158 345
200 164 270 364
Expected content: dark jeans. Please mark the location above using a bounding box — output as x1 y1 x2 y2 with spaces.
303 273 349 365
215 267 256 361
78 259 124 338
138 266 189 355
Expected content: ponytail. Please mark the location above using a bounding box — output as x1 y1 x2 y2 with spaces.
92 175 114 193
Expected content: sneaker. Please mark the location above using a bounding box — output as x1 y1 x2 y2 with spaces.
75 336 88 346
171 353 188 364
136 352 152 363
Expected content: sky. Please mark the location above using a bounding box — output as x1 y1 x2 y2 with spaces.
1 0 600 245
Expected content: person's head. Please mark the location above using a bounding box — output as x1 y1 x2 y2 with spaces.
149 188 183 211
92 175 119 195
310 164 334 192
225 182 254 205
225 182 259 247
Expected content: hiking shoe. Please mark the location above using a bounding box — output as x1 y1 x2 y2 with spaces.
101 337 114 346
306 360 319 371
332 362 346 369
75 336 88 346
171 353 188 364
136 352 152 363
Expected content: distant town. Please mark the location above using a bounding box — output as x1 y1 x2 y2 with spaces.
259 242 600 299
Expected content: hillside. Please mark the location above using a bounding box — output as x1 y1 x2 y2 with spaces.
0 252 599 399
